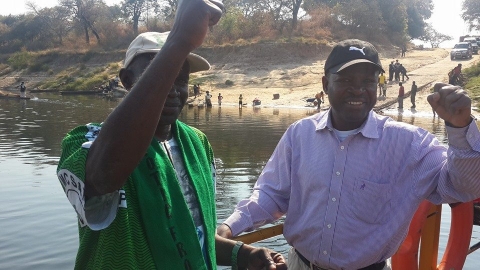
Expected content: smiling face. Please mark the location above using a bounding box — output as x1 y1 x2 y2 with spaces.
120 53 190 127
322 63 379 131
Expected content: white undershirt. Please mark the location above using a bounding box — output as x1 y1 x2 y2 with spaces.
333 127 361 142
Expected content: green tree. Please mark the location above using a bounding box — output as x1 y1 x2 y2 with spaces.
0 14 53 51
303 0 337 10
405 0 433 39
27 3 71 46
462 0 480 31
418 23 452 48
378 0 408 38
333 0 386 39
122 0 160 36
60 0 104 44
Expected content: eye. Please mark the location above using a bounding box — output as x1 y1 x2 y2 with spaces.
337 78 351 83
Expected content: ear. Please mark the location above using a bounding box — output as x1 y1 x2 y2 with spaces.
119 68 134 90
321 75 329 94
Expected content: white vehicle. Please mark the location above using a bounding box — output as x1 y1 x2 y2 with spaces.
464 37 479 54
451 42 473 60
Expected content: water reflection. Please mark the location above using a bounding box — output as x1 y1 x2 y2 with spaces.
0 94 478 269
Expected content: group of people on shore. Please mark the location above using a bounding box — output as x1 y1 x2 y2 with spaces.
388 59 409 82
395 63 464 112
55 1 480 269
196 90 260 108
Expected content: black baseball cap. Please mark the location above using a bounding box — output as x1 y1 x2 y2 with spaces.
324 39 384 74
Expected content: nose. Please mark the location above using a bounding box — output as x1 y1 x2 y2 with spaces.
347 84 366 94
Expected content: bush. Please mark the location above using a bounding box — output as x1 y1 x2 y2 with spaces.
28 63 49 72
465 62 480 78
225 80 234 86
8 50 34 70
79 76 104 90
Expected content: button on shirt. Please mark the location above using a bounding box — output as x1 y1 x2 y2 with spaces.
223 110 480 270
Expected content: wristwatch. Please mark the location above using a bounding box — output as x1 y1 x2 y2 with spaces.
231 241 244 270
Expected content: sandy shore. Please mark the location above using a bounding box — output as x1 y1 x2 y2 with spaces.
190 48 480 116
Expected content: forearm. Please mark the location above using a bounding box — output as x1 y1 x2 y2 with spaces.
215 234 237 266
224 192 285 236
85 40 191 196
215 234 255 268
445 122 480 197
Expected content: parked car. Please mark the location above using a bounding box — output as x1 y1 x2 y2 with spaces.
451 42 473 60
464 37 479 54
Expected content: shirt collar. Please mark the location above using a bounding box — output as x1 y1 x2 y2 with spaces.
315 109 380 139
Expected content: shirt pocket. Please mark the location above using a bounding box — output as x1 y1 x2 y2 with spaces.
350 178 391 224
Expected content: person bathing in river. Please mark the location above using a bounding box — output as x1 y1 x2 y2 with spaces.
56 0 286 269
218 38 480 270
17 82 26 98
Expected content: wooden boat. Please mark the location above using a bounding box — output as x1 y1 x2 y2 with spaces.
99 87 128 98
0 90 31 100
0 95 31 100
29 89 59 93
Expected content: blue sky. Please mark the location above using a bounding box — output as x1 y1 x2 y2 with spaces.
2 0 478 48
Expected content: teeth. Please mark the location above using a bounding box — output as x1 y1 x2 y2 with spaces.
348 102 362 105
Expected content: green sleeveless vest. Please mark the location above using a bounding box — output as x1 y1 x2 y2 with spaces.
57 121 217 270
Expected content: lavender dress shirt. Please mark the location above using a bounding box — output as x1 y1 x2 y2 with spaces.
223 110 480 270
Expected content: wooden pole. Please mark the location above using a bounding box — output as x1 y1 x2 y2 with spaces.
232 224 284 244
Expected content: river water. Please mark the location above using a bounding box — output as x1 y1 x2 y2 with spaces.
0 93 479 269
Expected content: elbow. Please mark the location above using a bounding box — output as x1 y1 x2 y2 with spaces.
84 145 124 197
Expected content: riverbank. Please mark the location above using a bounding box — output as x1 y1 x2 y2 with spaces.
1 46 479 116
193 48 480 116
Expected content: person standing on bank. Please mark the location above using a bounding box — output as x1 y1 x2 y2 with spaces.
217 39 480 270
378 72 386 97
193 84 199 98
56 0 286 269
401 45 406 57
398 82 404 109
394 60 401 81
218 93 223 106
239 94 243 108
410 81 417 109
205 90 212 107
388 61 394 82
399 64 409 81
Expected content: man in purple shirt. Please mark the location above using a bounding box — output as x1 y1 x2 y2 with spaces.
217 39 480 270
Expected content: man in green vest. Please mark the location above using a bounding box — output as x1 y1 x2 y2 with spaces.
56 0 286 269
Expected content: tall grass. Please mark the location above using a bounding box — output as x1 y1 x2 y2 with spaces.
464 62 480 103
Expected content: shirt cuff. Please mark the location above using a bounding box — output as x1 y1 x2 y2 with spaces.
223 211 253 237
447 120 480 151
84 191 119 231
